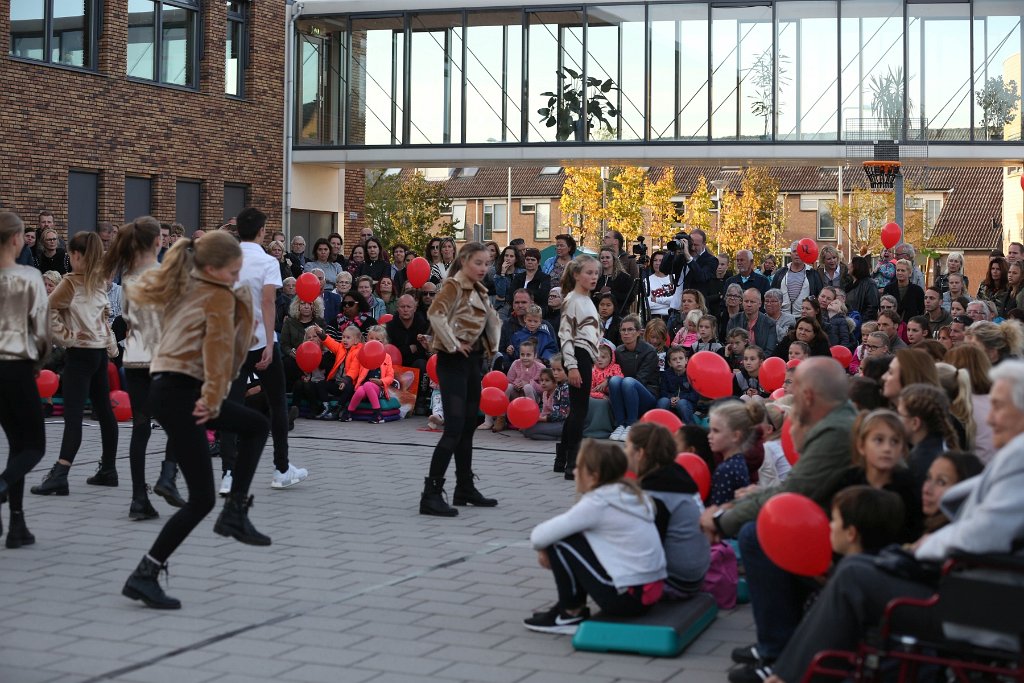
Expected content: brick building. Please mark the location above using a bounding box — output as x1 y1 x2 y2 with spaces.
0 0 284 238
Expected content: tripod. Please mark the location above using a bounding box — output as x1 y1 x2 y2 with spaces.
621 272 650 325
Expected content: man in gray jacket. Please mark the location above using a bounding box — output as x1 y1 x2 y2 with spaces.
726 288 779 356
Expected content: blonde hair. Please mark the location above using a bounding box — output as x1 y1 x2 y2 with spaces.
42 270 63 287
965 320 1024 359
936 362 975 448
131 231 241 311
67 232 107 293
524 304 543 319
561 253 599 292
0 211 25 246
103 216 161 280
366 324 389 343
684 309 703 329
709 400 766 450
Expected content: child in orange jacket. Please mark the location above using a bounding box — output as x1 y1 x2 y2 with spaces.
339 325 395 424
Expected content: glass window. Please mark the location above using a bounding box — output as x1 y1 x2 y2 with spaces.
126 0 197 86
924 198 942 236
349 16 405 145
528 10 585 142
777 1 838 141
124 176 152 221
127 0 155 80
290 210 337 246
226 2 246 96
466 11 523 143
297 32 325 144
483 202 506 237
535 203 551 241
175 180 201 233
649 3 709 140
841 0 904 140
409 13 462 144
68 170 98 237
586 5 645 141
711 4 773 140
161 3 194 86
909 2 970 141
224 184 248 221
452 204 467 240
11 0 95 68
817 199 835 240
973 0 1023 142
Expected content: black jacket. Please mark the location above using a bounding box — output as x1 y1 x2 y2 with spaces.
386 313 431 366
663 248 719 302
845 277 879 322
615 340 661 395
724 271 771 298
883 281 925 319
511 270 552 316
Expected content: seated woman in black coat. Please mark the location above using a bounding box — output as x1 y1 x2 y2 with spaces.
511 248 552 316
773 316 832 359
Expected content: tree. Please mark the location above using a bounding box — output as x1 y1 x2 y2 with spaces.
560 166 604 248
825 183 951 259
364 171 456 254
605 166 647 242
645 168 681 244
976 76 1020 140
685 176 714 236
714 167 785 262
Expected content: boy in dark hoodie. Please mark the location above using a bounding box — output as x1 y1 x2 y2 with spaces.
656 346 700 425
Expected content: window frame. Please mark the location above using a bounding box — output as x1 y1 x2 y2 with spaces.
483 200 507 234
533 202 551 241
126 0 202 89
9 0 99 70
816 199 836 241
452 203 467 240
225 1 247 97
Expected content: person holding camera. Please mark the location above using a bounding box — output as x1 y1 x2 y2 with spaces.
662 230 719 331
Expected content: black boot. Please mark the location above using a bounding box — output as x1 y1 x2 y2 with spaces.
214 495 272 546
30 463 70 496
86 463 118 487
419 477 458 517
453 472 498 507
122 555 181 609
153 461 185 508
553 444 567 473
129 496 159 521
5 511 34 548
564 444 578 481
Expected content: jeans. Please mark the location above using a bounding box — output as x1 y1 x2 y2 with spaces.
427 351 483 479
608 376 657 427
559 347 593 469
655 396 696 425
0 361 46 512
123 368 175 499
220 344 290 474
59 348 118 466
147 373 269 563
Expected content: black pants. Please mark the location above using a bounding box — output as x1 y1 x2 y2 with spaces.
147 373 269 563
315 375 354 407
59 348 118 466
220 344 290 474
427 351 483 479
123 368 175 499
559 347 593 466
0 361 46 512
546 532 647 617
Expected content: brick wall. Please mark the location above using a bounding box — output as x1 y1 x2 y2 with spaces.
0 0 284 238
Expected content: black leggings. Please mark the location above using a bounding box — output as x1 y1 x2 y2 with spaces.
546 532 648 617
559 347 593 463
147 373 269 563
0 361 46 512
59 348 118 466
220 344 290 474
123 369 175 498
427 351 483 479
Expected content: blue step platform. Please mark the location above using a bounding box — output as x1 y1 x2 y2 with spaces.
572 592 718 657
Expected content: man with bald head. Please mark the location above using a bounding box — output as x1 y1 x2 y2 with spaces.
724 249 771 297
700 357 857 678
386 293 432 414
726 288 778 356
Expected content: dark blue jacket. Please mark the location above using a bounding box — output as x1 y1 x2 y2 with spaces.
660 369 698 403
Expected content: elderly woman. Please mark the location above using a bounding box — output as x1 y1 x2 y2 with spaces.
965 319 1024 366
936 251 969 294
275 277 296 332
718 283 744 338
303 238 343 287
268 240 289 283
281 296 326 385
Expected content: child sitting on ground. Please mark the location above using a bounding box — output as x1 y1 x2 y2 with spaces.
657 345 699 425
291 326 332 415
313 324 361 419
508 304 558 362
707 400 765 505
338 325 395 424
733 345 770 400
590 341 623 401
524 440 666 634
427 379 444 431
723 328 749 371
829 485 906 556
487 338 545 432
524 360 570 441
644 318 670 371
691 315 724 355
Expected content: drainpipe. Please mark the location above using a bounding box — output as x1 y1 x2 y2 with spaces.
283 1 304 238
507 167 512 242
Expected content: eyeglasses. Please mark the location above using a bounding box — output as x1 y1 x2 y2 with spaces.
726 294 741 299
866 343 887 350
430 245 440 250
423 291 436 297
343 300 358 306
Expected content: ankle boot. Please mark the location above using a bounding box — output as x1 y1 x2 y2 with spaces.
453 472 498 507
153 461 185 508
86 463 119 487
564 444 577 481
5 511 34 548
419 477 458 517
30 463 70 496
214 495 272 546
553 444 567 473
129 496 159 521
122 556 181 609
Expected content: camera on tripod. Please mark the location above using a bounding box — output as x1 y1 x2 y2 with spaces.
632 236 649 266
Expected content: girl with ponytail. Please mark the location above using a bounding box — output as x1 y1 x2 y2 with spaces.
707 400 766 505
31 231 120 497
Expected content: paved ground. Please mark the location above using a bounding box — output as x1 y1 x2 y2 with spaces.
0 413 753 683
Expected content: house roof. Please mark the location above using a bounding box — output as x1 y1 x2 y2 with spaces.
930 167 1004 251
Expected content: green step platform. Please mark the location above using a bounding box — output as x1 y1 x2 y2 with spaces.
572 592 718 657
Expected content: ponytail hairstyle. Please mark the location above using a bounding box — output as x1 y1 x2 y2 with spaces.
935 362 975 448
964 320 1024 360
561 253 599 293
898 383 960 450
709 399 767 451
446 241 488 278
0 211 25 247
575 439 644 499
627 422 679 478
131 230 241 312
67 231 107 293
102 216 160 280
850 408 908 467
944 344 993 394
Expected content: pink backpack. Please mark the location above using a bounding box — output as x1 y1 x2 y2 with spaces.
702 542 739 609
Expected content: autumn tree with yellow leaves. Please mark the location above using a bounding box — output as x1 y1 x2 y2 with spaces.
825 184 950 258
645 168 681 243
560 167 604 247
715 167 786 262
684 176 714 236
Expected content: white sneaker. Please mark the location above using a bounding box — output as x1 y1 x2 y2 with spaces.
609 426 626 441
219 471 233 497
622 426 632 442
272 464 308 489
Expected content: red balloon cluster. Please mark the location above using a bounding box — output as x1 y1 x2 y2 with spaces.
110 390 132 422
36 369 59 399
295 341 322 373
756 493 832 576
407 257 431 289
378 314 393 324
881 222 902 249
686 351 733 399
384 343 403 367
295 273 320 303
480 387 509 417
759 357 786 392
359 340 386 369
426 354 439 384
639 408 682 433
797 238 818 265
675 452 711 500
482 370 509 392
507 397 540 429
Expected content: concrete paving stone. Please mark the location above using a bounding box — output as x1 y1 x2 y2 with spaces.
426 645 520 666
203 652 300 677
407 600 494 619
436 661 534 683
278 628 368 650
278 644 375 667
363 674 463 683
0 629 80 651
349 620 436 641
112 664 224 683
278 663 379 683
347 636 442 657
419 628 511 649
47 655 142 676
0 665 69 683
502 652 602 674
58 638 156 662
514 671 617 683
204 674 288 683
203 636 298 658
579 657 685 682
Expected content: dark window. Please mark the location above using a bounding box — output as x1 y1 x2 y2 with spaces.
175 180 201 233
223 184 248 222
10 0 97 69
226 1 246 96
289 209 337 248
127 0 198 87
124 176 152 221
68 170 98 237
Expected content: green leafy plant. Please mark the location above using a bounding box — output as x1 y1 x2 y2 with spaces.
537 67 619 142
869 67 910 139
975 76 1020 140
747 52 790 137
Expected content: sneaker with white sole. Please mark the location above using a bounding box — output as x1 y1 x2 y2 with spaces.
271 464 308 489
609 426 626 441
622 425 632 442
218 471 232 497
523 605 587 635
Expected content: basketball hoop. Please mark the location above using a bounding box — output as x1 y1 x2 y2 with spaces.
863 160 901 190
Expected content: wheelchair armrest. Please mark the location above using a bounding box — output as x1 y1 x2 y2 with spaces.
880 594 939 641
946 551 1024 574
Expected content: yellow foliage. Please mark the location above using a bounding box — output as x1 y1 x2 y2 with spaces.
645 168 681 243
560 167 605 248
685 177 714 235
714 167 785 262
606 166 648 242
825 184 951 257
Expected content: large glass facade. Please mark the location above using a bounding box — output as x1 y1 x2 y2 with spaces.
295 0 1024 147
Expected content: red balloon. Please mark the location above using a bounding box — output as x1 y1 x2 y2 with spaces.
296 272 320 303
770 387 786 400
881 222 902 249
624 470 638 480
639 408 683 433
756 493 832 576
407 257 431 289
482 370 510 392
759 356 787 392
295 341 322 374
675 452 711 500
781 418 799 465
426 354 439 384
797 238 819 265
507 396 540 429
480 386 509 417
110 390 132 422
786 359 802 370
830 345 853 368
384 343 403 367
686 350 733 399
36 369 59 399
379 313 393 324
359 340 386 370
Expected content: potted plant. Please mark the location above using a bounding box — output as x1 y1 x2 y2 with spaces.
537 67 619 142
747 52 790 139
975 76 1020 141
869 67 910 140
